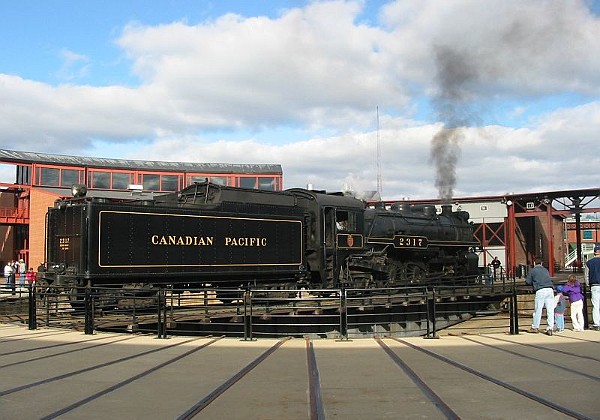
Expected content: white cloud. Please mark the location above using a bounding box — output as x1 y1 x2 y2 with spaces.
56 49 91 82
381 0 600 97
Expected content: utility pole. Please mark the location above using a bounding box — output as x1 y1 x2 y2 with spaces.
376 106 382 197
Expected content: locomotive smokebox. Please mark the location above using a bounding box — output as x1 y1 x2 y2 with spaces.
441 204 453 216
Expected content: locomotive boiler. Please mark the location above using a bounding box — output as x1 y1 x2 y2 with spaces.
351 203 480 287
40 181 480 299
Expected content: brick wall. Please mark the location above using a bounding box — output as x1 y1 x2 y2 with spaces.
29 189 59 270
0 192 17 266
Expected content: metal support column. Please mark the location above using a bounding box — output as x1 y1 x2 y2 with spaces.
84 287 94 335
509 288 519 334
28 284 37 330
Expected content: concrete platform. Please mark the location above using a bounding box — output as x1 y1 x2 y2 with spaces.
1 322 599 419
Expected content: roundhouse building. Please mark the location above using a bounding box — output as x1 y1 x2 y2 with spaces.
0 149 283 272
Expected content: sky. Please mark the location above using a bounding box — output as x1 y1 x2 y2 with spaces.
0 0 599 201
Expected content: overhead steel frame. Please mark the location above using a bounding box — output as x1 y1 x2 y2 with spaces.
472 219 506 267
504 188 600 277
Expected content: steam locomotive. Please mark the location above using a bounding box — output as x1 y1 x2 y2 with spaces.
40 181 480 298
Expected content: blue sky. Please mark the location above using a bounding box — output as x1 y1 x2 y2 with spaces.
0 0 599 199
2 1 315 85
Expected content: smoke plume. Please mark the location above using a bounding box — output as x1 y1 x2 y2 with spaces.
430 45 479 202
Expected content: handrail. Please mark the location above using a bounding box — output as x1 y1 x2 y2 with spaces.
0 207 29 218
565 243 595 266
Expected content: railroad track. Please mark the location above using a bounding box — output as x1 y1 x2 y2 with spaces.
2 329 598 419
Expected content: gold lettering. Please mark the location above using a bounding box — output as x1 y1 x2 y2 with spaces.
151 234 266 247
59 237 70 251
151 235 215 246
224 237 267 247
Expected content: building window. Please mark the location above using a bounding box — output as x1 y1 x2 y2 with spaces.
60 169 81 187
188 175 229 186
210 176 227 186
37 166 83 187
161 175 179 191
141 173 181 191
112 172 132 189
38 167 59 186
258 177 276 191
91 171 110 189
189 176 206 185
239 177 256 189
89 170 134 190
142 174 160 191
16 165 31 185
583 230 593 240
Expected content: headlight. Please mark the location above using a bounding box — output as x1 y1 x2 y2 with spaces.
71 184 87 197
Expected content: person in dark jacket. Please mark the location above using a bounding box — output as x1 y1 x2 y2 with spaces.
490 256 501 281
585 244 600 330
525 257 555 335
562 274 584 331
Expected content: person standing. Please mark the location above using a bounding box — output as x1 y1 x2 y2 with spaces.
490 256 501 281
562 274 585 331
554 286 566 333
4 261 15 295
25 267 37 285
12 260 19 289
525 257 555 335
585 244 600 331
18 259 26 286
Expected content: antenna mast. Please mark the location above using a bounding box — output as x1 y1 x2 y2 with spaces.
376 106 382 197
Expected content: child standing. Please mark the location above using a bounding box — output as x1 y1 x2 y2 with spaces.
554 286 566 333
562 274 585 331
25 267 37 285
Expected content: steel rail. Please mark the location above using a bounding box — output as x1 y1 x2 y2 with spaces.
0 330 72 343
389 337 595 420
0 335 137 368
0 336 206 397
467 334 600 362
375 336 460 420
306 338 325 420
458 335 600 382
176 337 290 419
41 337 223 420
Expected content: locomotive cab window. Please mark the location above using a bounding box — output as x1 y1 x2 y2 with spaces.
335 210 357 232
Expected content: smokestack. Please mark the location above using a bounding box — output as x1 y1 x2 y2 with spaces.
441 204 453 216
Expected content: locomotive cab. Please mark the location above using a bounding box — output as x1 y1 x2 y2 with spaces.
285 189 367 288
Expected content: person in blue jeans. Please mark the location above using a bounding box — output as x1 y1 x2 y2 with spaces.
525 257 555 336
4 261 15 295
554 286 566 333
585 244 600 330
